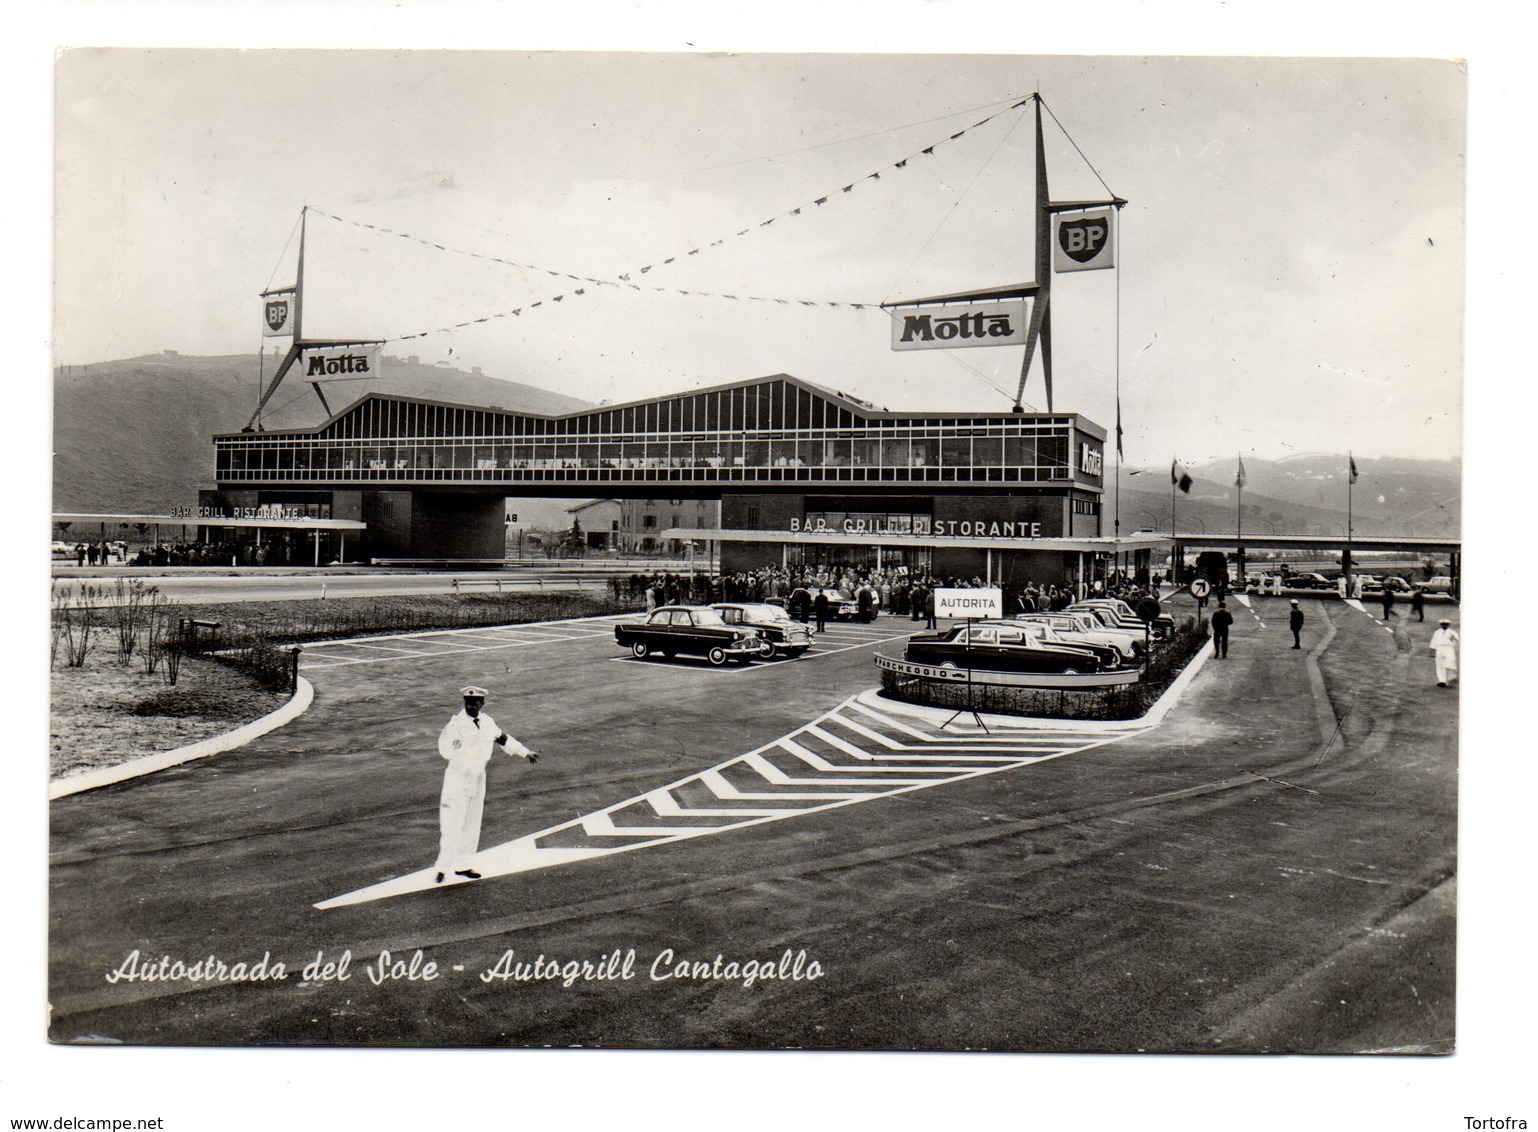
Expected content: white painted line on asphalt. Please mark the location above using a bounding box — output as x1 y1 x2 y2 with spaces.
317 690 1145 909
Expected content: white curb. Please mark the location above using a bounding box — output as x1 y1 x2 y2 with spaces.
49 677 315 800
859 639 1215 732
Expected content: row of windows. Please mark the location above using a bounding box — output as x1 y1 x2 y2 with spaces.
217 465 1074 485
257 385 1080 442
218 435 1073 474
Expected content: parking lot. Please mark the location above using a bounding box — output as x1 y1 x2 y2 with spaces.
47 592 1456 1051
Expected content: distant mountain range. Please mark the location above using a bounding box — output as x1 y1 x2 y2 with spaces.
1114 453 1461 539
51 354 1461 540
52 352 590 513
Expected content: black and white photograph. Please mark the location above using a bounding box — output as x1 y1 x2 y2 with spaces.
13 4 1528 1129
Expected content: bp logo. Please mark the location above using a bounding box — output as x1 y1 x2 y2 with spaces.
265 300 291 332
1057 215 1110 263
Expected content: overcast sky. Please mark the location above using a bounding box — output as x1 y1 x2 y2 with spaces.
55 51 1464 464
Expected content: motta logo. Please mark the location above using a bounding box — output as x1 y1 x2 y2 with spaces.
306 352 373 377
1058 215 1110 263
889 299 1026 352
265 300 291 332
899 311 1015 343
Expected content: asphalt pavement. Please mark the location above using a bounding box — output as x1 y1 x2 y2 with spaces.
47 594 1457 1051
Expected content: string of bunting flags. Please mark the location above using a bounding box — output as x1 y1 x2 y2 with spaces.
307 97 1033 345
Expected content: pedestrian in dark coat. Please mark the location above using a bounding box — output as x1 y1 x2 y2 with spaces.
813 590 830 633
1210 601 1234 658
1381 588 1396 620
924 588 937 629
1289 600 1305 649
1411 589 1425 622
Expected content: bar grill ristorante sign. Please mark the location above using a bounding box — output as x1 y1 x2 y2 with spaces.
789 516 1043 538
889 300 1027 352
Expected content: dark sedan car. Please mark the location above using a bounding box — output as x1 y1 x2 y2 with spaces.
614 606 763 666
710 602 815 658
904 621 1103 674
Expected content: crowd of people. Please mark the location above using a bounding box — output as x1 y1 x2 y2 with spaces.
610 565 1162 622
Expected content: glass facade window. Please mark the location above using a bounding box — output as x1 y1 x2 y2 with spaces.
213 379 1103 493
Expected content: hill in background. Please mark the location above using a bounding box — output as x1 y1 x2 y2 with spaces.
1114 453 1461 540
52 351 590 513
51 354 1460 541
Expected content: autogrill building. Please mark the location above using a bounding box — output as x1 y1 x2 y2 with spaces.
209 373 1164 583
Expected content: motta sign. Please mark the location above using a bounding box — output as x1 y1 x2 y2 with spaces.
1053 209 1116 273
789 517 1043 538
263 289 296 337
890 300 1027 352
301 346 381 382
1080 442 1104 476
933 587 1003 619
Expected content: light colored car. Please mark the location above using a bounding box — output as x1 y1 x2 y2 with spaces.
710 602 815 658
993 619 1125 669
1416 576 1456 595
1013 612 1142 659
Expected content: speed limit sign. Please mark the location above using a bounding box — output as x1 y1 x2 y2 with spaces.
1190 578 1212 600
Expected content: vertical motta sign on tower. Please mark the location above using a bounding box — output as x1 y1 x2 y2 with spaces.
1053 209 1116 272
889 300 1028 352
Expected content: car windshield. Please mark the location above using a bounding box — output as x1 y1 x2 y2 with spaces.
739 604 790 621
691 609 728 627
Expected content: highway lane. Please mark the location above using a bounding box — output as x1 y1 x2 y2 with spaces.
49 569 617 605
47 595 1456 1051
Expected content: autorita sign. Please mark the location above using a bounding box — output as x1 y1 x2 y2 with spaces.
934 587 1003 620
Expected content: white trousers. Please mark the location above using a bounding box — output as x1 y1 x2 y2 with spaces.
436 769 487 872
1434 648 1458 684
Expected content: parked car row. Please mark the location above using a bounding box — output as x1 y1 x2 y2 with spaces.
614 603 817 666
903 620 1115 675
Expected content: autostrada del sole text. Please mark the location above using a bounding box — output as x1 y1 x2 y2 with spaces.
102 946 826 990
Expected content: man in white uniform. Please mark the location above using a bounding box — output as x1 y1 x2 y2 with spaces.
435 685 538 883
1429 619 1460 688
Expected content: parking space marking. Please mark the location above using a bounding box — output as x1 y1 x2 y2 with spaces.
317 697 1149 908
298 617 622 669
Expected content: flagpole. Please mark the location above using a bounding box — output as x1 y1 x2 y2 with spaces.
1347 452 1354 584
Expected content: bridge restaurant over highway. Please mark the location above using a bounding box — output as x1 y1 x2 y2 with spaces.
210 373 1163 584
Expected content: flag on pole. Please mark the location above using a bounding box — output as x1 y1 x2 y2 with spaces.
1235 455 1247 489
1349 454 1359 484
1115 395 1124 459
1171 458 1193 494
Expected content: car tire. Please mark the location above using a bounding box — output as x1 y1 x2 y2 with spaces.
939 661 958 670
707 646 729 666
759 640 777 658
1061 667 1079 675
630 642 652 659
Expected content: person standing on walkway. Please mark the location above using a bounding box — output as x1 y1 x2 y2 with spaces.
1210 601 1234 658
1411 589 1425 622
1381 587 1396 621
1289 600 1305 649
1429 619 1460 688
434 685 538 884
813 589 830 633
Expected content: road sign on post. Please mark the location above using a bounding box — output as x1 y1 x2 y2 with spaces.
933 588 1003 620
931 588 1001 734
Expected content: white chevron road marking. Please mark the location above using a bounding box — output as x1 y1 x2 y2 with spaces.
316 698 1149 908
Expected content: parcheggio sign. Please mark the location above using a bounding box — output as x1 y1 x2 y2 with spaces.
933 587 1003 620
